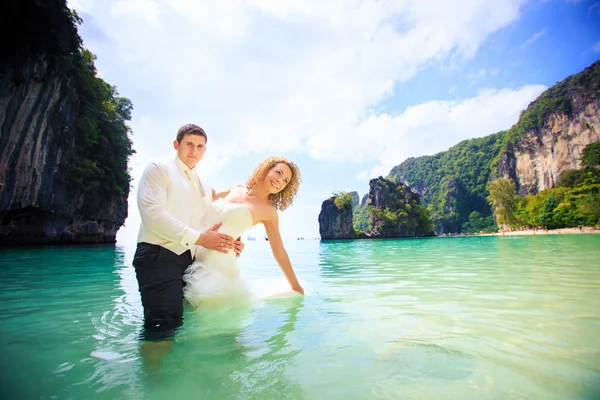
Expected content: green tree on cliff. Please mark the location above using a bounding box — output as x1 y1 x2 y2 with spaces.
353 204 371 233
2 0 134 201
486 178 519 227
333 192 354 211
68 47 135 196
557 169 588 188
387 61 600 233
577 193 600 225
581 142 600 171
462 211 495 233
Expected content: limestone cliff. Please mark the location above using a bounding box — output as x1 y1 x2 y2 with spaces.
349 191 360 207
388 60 600 233
360 193 368 206
318 196 356 240
498 100 600 195
320 178 434 240
360 177 434 238
0 0 133 245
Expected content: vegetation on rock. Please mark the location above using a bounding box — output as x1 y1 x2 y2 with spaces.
488 143 600 229
2 0 134 200
351 177 434 238
388 61 600 233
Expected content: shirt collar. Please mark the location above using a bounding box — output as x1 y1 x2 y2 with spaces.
175 156 195 177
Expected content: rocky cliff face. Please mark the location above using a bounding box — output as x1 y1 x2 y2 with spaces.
0 58 128 245
386 61 600 233
367 177 420 208
0 0 132 246
349 191 359 207
318 197 356 240
362 177 434 238
360 193 368 206
498 100 600 195
320 177 434 240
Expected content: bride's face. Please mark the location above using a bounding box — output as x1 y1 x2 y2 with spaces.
264 162 293 194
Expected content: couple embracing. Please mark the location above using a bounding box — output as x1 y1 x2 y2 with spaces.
133 123 304 342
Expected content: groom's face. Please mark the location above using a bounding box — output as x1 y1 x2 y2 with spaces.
174 134 206 169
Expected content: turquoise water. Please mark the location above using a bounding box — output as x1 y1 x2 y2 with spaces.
1 235 600 399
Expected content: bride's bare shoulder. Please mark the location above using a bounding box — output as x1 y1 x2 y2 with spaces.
258 202 278 222
231 184 247 192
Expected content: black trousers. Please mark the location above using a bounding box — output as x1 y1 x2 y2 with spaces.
132 242 193 341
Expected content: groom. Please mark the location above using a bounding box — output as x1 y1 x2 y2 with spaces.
133 123 244 342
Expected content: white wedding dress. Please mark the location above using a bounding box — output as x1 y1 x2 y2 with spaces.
183 198 298 308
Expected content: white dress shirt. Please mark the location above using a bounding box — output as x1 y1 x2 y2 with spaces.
136 156 212 255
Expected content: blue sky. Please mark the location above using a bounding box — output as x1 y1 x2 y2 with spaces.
66 0 600 241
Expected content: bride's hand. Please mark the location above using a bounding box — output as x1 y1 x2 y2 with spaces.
292 284 304 295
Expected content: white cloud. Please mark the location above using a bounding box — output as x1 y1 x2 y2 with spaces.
467 67 497 86
71 0 540 239
356 165 391 181
521 28 546 48
67 0 93 13
110 0 161 26
356 171 371 181
593 41 600 52
356 83 547 179
71 0 527 166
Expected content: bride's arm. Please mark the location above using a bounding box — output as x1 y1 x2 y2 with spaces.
212 184 246 201
212 187 230 200
264 212 304 294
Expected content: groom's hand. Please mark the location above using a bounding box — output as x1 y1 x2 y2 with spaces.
234 237 244 258
196 222 235 253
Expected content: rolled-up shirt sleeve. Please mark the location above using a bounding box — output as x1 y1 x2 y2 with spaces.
137 163 201 249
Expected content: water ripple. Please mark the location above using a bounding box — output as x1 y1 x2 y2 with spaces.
1 236 599 399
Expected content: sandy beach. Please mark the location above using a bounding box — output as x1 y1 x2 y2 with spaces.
480 227 600 237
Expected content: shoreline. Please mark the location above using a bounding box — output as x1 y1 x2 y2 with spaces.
476 227 600 237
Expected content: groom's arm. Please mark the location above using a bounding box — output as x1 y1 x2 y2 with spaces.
138 162 201 249
139 163 234 252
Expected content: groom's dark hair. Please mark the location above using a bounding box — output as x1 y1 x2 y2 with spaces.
176 124 207 144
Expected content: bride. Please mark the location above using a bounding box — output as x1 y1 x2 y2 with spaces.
183 156 304 308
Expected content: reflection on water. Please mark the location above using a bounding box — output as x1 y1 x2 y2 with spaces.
316 236 600 399
1 235 599 399
125 295 307 400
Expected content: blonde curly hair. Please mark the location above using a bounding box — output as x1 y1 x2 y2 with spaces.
246 156 301 211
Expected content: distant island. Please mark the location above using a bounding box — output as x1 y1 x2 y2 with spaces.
320 61 600 240
319 177 435 239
